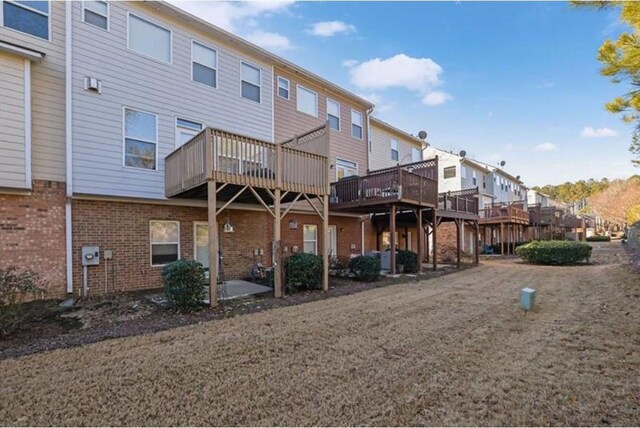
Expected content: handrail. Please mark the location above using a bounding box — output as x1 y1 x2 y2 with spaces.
438 187 479 214
479 204 529 222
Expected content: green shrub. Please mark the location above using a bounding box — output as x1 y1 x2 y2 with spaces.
162 259 206 311
0 267 46 337
329 255 352 278
397 250 418 273
516 241 592 265
284 253 323 291
349 255 380 282
586 235 611 242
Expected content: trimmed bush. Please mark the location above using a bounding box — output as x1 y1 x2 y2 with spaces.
0 267 46 337
284 253 323 291
162 259 206 311
516 240 592 265
349 255 381 282
397 250 418 273
586 235 611 242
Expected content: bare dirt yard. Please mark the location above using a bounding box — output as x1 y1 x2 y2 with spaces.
1 242 638 426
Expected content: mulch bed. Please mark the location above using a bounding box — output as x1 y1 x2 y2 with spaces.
0 264 472 360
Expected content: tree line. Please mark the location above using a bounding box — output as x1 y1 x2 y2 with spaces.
531 178 611 203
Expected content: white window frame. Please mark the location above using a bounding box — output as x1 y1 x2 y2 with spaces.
193 221 209 269
277 76 290 100
303 224 318 255
391 139 399 161
240 60 262 103
443 166 456 179
0 0 51 41
296 84 318 117
150 220 180 267
82 0 109 31
326 98 340 131
175 116 204 148
127 12 173 64
472 170 477 186
461 165 467 179
191 39 218 89
336 158 358 181
122 106 158 171
411 147 421 162
351 109 363 140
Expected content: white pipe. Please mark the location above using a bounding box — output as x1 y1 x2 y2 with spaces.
82 265 88 298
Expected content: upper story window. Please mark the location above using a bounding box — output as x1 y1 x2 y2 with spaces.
472 170 477 186
351 110 363 139
482 175 487 189
461 165 467 179
277 76 289 99
443 166 456 179
176 118 203 147
2 1 50 40
391 139 399 161
124 107 157 170
83 1 108 30
128 14 171 63
336 159 358 180
192 41 217 88
327 99 340 131
241 62 261 103
412 147 421 162
297 85 317 117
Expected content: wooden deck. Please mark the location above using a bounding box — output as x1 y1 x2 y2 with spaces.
437 188 479 220
328 159 438 213
165 125 329 200
479 203 530 225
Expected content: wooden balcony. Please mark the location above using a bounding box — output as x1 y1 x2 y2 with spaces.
165 125 329 202
437 188 479 219
479 202 530 225
328 159 438 213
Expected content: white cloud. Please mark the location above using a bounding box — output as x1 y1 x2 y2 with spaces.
581 126 619 138
357 92 394 114
349 54 451 107
245 30 291 51
308 20 356 37
534 142 558 152
422 91 452 106
342 59 359 68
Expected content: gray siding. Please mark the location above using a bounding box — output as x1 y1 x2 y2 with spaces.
0 53 26 188
71 1 274 200
369 123 422 171
0 1 67 183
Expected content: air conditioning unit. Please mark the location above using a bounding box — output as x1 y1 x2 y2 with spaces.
84 76 102 94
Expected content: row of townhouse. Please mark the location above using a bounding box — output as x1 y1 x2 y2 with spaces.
1 0 435 302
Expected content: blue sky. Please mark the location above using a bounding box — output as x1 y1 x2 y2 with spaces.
171 1 636 186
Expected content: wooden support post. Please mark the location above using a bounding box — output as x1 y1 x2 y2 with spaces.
456 219 461 268
322 194 329 291
390 204 397 274
432 211 438 272
425 223 430 263
475 221 480 264
500 223 505 255
417 209 423 274
207 180 218 307
273 188 282 298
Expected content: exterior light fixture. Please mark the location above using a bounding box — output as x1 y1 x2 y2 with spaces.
223 213 234 233
289 218 298 230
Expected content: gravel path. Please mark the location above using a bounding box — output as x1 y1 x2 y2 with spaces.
1 242 638 426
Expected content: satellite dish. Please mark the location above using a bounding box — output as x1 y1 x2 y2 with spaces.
516 175 521 180
500 160 506 167
418 130 427 140
459 150 467 158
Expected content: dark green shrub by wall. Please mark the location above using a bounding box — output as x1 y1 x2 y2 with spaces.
492 241 530 254
162 259 206 311
349 255 381 282
397 250 418 273
284 253 323 291
515 240 592 265
586 235 611 242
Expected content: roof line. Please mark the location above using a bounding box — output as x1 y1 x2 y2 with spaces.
370 116 427 146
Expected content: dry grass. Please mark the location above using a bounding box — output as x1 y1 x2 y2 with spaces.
1 243 639 426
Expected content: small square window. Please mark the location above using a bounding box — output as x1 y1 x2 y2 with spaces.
444 166 456 179
83 1 108 30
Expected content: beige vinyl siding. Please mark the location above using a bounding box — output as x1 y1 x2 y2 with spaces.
71 1 274 200
0 53 27 188
0 1 67 183
274 66 368 180
369 122 422 171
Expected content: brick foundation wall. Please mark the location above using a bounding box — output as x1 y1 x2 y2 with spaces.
0 180 67 299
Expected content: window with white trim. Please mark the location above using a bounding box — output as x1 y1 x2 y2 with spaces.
351 110 363 139
192 41 217 88
241 62 261 102
83 1 108 30
297 85 317 117
327 98 340 131
303 224 318 255
128 14 171 63
150 221 180 266
2 1 50 40
412 147 421 162
277 76 289 99
176 118 203 147
472 170 477 186
124 108 157 170
391 139 399 161
444 166 456 179
336 159 358 180
461 166 467 179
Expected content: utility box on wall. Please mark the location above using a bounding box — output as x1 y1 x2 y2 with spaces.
82 246 100 266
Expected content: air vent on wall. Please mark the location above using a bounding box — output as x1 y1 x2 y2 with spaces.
84 77 102 94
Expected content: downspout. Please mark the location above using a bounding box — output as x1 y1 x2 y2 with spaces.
65 2 73 294
366 107 373 172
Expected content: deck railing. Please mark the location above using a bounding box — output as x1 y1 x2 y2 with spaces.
438 188 479 215
165 126 329 197
479 203 530 223
329 158 438 210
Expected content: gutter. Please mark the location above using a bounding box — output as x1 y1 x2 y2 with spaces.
65 2 73 294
